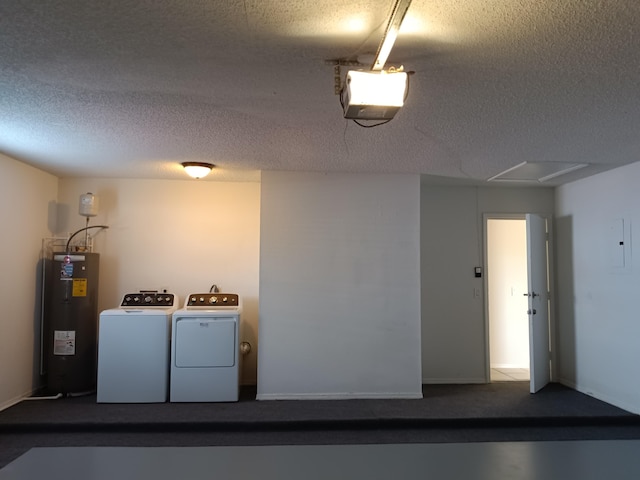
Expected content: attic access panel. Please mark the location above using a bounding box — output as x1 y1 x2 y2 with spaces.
488 162 588 183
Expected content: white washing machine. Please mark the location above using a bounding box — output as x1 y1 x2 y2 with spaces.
97 291 179 403
170 293 241 402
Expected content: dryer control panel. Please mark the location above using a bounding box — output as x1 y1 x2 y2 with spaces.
186 293 239 307
120 292 176 307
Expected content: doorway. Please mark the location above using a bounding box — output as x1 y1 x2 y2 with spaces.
486 217 530 382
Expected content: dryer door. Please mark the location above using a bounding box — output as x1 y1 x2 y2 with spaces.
174 317 236 367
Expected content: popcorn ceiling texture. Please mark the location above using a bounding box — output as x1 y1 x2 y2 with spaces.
1 1 639 184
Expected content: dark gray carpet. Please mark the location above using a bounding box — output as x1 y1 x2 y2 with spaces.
1 383 637 432
2 382 640 470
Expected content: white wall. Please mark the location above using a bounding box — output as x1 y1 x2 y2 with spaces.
57 178 261 384
420 185 554 383
555 161 640 413
257 172 422 399
0 154 58 409
8 157 634 409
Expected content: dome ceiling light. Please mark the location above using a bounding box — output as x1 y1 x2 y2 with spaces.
181 162 215 179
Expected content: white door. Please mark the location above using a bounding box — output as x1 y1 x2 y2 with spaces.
526 214 551 393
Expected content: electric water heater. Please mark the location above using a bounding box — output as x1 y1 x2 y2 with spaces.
43 252 100 394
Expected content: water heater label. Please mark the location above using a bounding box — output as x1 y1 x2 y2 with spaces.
53 331 76 355
60 263 74 279
72 278 88 297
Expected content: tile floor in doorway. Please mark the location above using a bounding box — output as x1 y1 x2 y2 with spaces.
491 367 530 381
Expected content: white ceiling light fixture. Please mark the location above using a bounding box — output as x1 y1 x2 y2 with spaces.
182 162 214 179
342 69 408 120
341 0 414 126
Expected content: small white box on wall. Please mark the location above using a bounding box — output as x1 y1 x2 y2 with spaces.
608 217 631 272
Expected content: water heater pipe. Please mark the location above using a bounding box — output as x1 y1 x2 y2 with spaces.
65 225 109 253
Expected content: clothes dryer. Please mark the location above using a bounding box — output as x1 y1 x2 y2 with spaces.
97 292 178 403
170 293 241 402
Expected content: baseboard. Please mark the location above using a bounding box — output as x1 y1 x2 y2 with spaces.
0 389 35 412
559 377 640 415
256 391 424 401
422 377 487 384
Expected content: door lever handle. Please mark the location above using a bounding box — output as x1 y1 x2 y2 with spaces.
523 292 540 298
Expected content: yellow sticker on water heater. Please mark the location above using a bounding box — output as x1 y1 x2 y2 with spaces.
72 278 88 297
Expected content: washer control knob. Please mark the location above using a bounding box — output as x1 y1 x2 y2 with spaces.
134 296 140 302
209 296 218 304
222 297 228 303
144 296 152 303
199 297 205 303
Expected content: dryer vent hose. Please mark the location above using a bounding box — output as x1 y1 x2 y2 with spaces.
240 342 252 355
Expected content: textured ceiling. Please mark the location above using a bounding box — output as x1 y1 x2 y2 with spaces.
1 0 639 185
